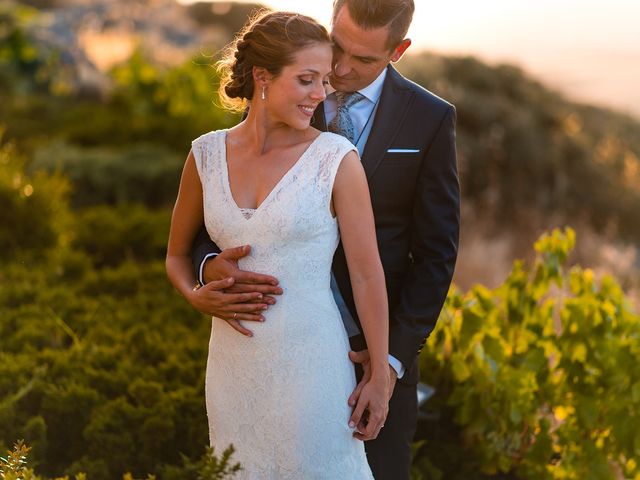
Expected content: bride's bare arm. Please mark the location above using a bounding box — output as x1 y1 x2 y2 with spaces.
166 151 267 333
332 150 389 440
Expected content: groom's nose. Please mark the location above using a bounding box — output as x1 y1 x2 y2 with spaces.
333 58 351 78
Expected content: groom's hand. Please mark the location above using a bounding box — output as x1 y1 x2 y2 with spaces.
203 245 283 303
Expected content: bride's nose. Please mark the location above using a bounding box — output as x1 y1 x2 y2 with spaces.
310 81 326 102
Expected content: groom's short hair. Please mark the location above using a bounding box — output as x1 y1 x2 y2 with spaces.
332 0 415 51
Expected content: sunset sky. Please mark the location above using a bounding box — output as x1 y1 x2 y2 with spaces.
178 0 640 118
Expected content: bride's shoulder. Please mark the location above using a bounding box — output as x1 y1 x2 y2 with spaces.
319 131 355 149
318 132 358 161
192 129 228 147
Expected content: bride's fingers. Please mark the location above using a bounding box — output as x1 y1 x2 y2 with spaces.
366 410 385 437
353 425 381 441
224 318 254 337
348 378 366 407
354 409 384 441
245 295 277 305
349 395 368 431
211 291 263 304
222 302 269 314
226 312 264 322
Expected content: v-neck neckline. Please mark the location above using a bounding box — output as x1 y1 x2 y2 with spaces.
221 130 324 220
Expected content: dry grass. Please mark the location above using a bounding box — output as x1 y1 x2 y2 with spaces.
453 205 640 309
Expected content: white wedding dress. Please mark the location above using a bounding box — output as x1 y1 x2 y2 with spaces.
192 129 374 479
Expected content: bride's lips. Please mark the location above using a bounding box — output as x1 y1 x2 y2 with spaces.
298 105 317 117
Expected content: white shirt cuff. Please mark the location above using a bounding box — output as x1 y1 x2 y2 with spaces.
198 253 219 285
388 354 405 379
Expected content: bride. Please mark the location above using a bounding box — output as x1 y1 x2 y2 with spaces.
166 11 388 478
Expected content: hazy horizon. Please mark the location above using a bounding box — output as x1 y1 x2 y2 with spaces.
178 0 640 119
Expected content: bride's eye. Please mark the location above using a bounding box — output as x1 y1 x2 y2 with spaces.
298 78 312 85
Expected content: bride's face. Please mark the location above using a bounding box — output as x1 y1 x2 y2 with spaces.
262 43 332 130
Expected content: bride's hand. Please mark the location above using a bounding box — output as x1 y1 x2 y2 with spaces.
348 369 389 441
348 350 397 407
188 277 269 335
203 245 283 299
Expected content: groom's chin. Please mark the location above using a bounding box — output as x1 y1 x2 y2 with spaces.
330 76 352 92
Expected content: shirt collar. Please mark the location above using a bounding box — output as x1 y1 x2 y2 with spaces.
357 68 387 103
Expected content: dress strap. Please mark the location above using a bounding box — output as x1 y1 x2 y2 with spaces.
317 132 358 195
191 130 225 184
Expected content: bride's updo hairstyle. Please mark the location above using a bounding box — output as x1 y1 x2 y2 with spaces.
217 10 331 112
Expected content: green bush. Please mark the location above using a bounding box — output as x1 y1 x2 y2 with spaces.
0 132 71 263
0 257 211 479
72 204 170 267
0 148 210 477
416 228 640 479
0 440 241 479
30 142 184 208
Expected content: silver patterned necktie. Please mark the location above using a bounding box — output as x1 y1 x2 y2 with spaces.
328 91 366 143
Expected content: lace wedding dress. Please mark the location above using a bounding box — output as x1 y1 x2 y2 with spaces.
192 129 374 479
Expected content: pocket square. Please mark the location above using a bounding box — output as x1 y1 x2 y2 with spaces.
387 148 420 153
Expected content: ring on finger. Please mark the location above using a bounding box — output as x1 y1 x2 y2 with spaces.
233 312 237 320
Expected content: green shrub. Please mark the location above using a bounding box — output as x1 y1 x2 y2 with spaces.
0 133 71 263
0 440 240 479
0 257 211 479
417 228 640 479
30 143 183 208
72 204 170 267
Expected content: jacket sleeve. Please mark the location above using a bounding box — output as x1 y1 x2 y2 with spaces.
191 226 221 282
388 105 460 369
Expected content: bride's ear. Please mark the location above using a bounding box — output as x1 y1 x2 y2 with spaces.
252 66 272 89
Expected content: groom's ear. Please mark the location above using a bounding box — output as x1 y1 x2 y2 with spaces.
390 39 411 63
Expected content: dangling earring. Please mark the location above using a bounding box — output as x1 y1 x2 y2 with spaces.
261 85 266 101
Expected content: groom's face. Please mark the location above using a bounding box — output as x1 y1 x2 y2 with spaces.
330 6 396 92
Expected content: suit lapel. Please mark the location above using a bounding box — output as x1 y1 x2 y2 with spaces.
361 66 414 179
311 102 327 131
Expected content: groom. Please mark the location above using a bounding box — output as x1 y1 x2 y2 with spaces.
190 0 459 478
